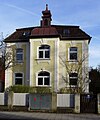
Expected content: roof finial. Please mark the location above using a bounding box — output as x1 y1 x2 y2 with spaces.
46 4 48 11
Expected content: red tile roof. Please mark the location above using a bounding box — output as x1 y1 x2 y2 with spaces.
4 25 91 42
31 27 58 37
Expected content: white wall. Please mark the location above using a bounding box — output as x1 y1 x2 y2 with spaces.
13 93 29 106
0 93 4 105
57 94 75 107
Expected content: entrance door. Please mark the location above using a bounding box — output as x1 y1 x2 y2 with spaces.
29 93 51 110
80 94 97 113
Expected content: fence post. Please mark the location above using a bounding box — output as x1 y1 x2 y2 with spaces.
98 94 100 114
52 93 57 112
8 91 14 110
74 94 80 113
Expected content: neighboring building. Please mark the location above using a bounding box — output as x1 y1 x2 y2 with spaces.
0 52 5 92
89 68 100 94
4 5 91 93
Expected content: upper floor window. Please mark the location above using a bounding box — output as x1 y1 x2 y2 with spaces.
15 73 23 85
69 73 78 86
16 48 23 62
38 45 50 59
69 47 77 61
38 71 50 86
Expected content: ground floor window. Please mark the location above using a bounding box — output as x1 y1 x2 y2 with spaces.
15 73 23 85
38 71 50 86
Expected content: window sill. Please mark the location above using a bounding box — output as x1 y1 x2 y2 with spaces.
15 61 24 64
68 60 78 63
69 85 78 88
36 58 50 60
36 85 52 87
35 58 51 63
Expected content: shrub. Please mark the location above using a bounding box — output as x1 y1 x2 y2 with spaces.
6 85 52 93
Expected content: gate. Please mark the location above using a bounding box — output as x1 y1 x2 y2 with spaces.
80 94 97 113
29 93 52 110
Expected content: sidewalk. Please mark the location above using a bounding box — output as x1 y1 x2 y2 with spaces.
0 112 100 120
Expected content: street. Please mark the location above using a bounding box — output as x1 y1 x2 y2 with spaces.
0 112 100 120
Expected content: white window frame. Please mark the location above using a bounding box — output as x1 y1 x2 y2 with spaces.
68 47 78 61
36 71 51 86
16 48 23 62
14 72 24 85
38 45 50 59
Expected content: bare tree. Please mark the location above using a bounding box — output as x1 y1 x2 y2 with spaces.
0 33 15 75
59 51 89 94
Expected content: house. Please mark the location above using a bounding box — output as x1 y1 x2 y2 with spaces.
4 4 91 93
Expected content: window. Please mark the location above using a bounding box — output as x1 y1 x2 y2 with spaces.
15 73 23 85
16 48 23 62
69 73 78 86
69 47 77 61
38 71 50 86
38 45 50 59
63 29 70 36
44 19 48 26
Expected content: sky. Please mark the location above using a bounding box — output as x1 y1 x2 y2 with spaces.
0 0 100 68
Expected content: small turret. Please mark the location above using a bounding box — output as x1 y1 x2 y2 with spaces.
41 4 52 27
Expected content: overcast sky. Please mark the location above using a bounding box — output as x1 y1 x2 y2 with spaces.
0 0 100 68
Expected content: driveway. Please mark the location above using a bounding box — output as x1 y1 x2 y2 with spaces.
0 112 100 120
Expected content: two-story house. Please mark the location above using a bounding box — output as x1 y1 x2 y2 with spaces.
4 5 91 93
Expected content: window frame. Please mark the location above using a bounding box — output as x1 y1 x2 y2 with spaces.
36 71 51 86
14 72 24 85
69 72 78 87
38 45 50 59
16 48 23 63
69 47 78 61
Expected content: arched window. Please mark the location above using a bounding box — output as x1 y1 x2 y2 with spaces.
15 73 23 85
69 73 78 86
38 71 50 86
16 48 23 62
69 47 77 61
38 45 50 59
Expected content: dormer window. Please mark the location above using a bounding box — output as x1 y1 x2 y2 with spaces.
63 29 70 36
23 32 30 36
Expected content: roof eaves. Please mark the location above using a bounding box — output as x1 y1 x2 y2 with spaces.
30 34 59 38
